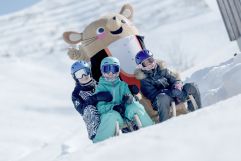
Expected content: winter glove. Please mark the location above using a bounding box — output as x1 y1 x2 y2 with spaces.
171 81 188 103
171 88 183 98
93 91 113 102
85 96 98 106
113 104 125 117
154 77 169 88
173 81 183 91
122 94 134 105
67 47 81 60
128 85 139 95
172 90 188 102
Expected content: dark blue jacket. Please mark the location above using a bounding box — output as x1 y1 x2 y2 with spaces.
139 64 179 102
72 79 96 115
71 79 100 140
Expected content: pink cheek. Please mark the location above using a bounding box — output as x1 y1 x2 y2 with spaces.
97 32 106 40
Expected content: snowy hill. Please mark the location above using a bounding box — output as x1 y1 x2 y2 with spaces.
57 94 241 161
15 94 241 161
0 0 240 161
0 0 208 59
186 54 241 106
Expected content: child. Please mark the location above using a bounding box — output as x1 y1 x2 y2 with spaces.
71 60 112 141
134 49 202 123
92 57 153 143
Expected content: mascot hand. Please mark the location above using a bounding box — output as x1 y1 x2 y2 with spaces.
67 47 81 60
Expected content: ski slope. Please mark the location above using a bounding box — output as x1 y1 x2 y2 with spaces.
14 94 241 161
0 0 240 161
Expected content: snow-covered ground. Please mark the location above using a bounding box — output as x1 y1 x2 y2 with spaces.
59 94 241 161
186 54 241 106
0 0 240 161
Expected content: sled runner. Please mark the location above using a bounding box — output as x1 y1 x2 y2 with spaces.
115 114 142 136
115 121 120 136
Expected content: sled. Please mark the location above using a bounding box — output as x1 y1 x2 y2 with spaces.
169 101 188 117
115 114 142 136
188 95 198 110
139 94 198 123
115 121 120 136
134 114 142 129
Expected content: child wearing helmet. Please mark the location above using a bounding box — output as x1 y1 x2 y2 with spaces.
92 56 153 143
71 60 113 141
134 49 202 123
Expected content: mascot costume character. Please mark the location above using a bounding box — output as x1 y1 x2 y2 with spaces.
63 4 145 86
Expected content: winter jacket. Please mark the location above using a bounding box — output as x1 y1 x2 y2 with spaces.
71 79 100 140
92 76 154 143
72 79 97 115
95 76 132 114
134 60 180 103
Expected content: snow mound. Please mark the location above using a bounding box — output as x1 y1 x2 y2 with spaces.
56 94 241 161
186 54 241 106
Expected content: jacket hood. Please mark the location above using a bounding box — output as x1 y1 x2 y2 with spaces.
134 59 166 80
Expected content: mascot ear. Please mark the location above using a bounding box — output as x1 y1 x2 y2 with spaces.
63 31 83 44
120 4 134 20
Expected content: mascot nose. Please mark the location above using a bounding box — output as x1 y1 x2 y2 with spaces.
106 16 121 31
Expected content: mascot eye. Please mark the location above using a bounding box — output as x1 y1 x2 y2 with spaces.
96 27 105 34
121 19 126 23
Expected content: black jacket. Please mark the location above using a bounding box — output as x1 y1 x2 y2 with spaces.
139 64 179 102
72 79 96 115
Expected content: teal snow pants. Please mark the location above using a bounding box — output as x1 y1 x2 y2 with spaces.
92 102 153 143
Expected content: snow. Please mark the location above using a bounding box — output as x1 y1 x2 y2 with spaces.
0 0 240 161
146 11 238 71
60 94 241 161
185 54 241 106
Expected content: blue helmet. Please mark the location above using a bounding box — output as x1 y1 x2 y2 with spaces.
135 49 153 65
71 60 91 79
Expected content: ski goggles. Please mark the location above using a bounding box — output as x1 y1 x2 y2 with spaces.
142 57 155 67
101 64 120 74
74 68 91 79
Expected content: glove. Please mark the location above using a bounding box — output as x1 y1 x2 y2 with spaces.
84 91 112 107
122 94 134 105
85 96 98 106
171 88 183 97
94 91 113 102
154 77 169 88
171 89 188 102
128 85 139 95
113 104 125 117
173 81 183 91
67 47 81 60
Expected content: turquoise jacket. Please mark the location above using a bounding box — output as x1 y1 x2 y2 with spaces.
95 76 131 114
93 76 153 143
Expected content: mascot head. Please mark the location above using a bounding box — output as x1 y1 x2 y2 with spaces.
63 4 139 59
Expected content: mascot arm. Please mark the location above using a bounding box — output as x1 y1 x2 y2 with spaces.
67 47 89 61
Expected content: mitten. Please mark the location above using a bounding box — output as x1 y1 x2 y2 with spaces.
128 85 139 95
122 94 134 105
113 104 125 117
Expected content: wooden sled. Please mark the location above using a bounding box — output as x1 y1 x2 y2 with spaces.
138 94 198 123
115 114 142 136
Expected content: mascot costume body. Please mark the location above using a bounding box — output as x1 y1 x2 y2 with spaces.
63 4 145 87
